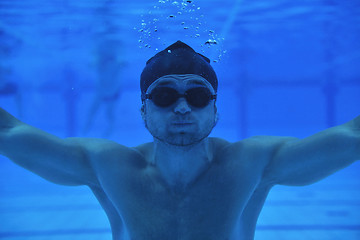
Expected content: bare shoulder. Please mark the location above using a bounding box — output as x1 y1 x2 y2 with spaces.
211 135 296 153
132 142 153 163
66 137 144 164
210 135 297 168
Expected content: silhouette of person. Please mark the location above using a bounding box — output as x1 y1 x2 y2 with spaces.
83 38 125 137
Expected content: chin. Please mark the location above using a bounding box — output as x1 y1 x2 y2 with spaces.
164 131 212 147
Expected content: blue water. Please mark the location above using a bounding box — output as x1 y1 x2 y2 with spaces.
0 0 359 239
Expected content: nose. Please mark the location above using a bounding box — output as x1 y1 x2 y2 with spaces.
174 97 191 114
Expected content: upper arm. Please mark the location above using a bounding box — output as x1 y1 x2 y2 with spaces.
0 123 99 186
263 123 360 186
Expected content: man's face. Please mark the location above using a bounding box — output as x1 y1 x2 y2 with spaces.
142 74 217 146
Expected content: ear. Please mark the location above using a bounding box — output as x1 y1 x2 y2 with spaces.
214 112 219 126
141 104 146 121
214 103 219 127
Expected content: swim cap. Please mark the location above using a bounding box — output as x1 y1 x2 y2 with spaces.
140 41 218 101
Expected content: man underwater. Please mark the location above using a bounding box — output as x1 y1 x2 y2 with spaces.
0 41 359 240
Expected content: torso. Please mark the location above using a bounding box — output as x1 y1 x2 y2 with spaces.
88 137 278 240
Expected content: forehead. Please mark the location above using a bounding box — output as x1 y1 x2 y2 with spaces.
147 74 214 92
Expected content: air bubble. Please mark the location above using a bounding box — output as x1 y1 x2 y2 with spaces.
205 39 217 45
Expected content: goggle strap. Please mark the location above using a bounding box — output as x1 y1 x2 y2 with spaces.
144 92 216 100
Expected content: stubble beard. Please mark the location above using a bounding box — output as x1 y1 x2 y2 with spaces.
157 130 211 147
147 121 214 147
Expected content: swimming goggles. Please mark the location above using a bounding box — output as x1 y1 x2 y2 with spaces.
144 86 217 108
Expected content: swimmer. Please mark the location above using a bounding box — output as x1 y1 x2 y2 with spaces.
0 41 359 240
82 38 125 137
0 25 23 118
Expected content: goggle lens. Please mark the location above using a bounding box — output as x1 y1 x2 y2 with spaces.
146 87 216 108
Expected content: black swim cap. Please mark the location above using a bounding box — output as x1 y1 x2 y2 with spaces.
140 41 218 101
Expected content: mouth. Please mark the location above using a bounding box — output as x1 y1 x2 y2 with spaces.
172 122 194 126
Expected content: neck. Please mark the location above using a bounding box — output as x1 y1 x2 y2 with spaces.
150 138 213 189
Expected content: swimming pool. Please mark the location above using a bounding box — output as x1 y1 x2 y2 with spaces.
0 0 359 239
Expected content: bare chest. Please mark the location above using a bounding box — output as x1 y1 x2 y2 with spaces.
98 158 263 240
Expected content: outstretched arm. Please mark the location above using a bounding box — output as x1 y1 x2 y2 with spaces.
0 107 98 186
264 115 360 186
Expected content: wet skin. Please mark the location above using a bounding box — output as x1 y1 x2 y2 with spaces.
0 74 359 240
84 75 286 239
88 136 278 240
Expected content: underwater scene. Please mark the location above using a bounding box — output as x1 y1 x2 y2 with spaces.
0 0 360 239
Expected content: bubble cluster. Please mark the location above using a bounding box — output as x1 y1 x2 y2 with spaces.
135 0 225 62
205 39 217 45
